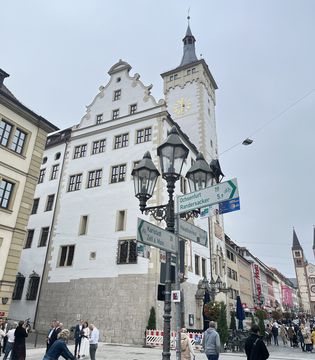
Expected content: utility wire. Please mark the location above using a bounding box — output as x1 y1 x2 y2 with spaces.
220 88 315 156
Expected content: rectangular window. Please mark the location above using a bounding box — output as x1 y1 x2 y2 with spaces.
170 75 173 81
92 139 106 155
79 215 88 235
38 227 49 247
38 168 46 184
0 179 14 209
112 109 119 119
174 74 178 80
187 69 191 75
31 198 39 214
10 128 26 154
294 251 301 257
96 114 103 124
59 245 75 267
114 89 121 101
116 210 126 231
26 274 40 300
87 170 102 188
130 104 137 114
227 267 238 281
50 164 59 180
45 194 55 211
0 119 12 147
73 144 87 159
192 68 196 74
195 255 200 275
117 240 137 264
202 258 206 278
114 133 128 149
136 127 151 144
12 273 25 300
111 164 126 183
68 174 82 192
24 229 34 249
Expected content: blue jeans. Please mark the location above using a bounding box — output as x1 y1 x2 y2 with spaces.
206 355 219 360
4 342 13 360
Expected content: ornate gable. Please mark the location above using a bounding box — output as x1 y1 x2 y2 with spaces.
77 60 160 129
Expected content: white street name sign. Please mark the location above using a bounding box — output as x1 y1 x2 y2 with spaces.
137 218 177 254
177 178 239 214
178 219 208 247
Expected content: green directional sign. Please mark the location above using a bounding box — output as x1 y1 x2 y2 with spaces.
177 178 239 214
137 218 177 254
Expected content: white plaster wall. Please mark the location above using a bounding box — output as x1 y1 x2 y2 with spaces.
9 142 67 322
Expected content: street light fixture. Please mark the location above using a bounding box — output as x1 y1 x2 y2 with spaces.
186 152 214 192
203 276 231 302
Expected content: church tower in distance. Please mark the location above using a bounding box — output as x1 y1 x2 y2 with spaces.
292 228 311 313
161 19 218 162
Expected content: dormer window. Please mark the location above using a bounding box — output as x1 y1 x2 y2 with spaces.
187 69 191 75
174 74 178 80
192 68 196 74
170 75 173 81
114 89 121 101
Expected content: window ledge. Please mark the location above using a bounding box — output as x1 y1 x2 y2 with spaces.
0 207 13 214
0 144 26 159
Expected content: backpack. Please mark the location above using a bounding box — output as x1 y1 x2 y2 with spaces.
181 338 188 352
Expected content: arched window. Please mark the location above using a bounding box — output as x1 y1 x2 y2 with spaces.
12 272 25 300
26 272 40 300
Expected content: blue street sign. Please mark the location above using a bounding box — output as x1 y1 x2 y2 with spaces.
219 197 240 214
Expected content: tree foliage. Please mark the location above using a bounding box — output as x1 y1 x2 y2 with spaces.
271 310 282 321
204 301 221 321
255 309 267 336
147 306 156 330
217 302 229 347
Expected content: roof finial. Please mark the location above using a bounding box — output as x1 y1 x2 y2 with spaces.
187 7 190 24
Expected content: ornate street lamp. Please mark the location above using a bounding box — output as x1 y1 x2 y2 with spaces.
132 126 189 360
186 152 214 192
131 151 160 213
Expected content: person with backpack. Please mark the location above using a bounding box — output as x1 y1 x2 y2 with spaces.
245 324 269 360
180 328 195 360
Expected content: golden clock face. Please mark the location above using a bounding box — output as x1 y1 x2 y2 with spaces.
173 97 191 115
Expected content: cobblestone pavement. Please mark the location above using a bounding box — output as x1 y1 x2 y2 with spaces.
21 343 314 360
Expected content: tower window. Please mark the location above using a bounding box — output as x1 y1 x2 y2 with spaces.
187 69 191 75
192 68 196 74
170 76 173 81
174 74 178 80
294 251 301 257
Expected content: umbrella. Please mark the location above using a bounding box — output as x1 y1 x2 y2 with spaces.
203 290 211 331
236 295 245 330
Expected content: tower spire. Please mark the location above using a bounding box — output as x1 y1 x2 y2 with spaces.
292 228 303 250
179 16 198 67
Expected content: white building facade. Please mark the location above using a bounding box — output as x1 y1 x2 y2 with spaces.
11 24 227 343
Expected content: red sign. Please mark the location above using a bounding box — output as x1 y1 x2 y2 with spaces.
0 312 5 317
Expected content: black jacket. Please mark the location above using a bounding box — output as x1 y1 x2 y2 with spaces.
245 333 269 360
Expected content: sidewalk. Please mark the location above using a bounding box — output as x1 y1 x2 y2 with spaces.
24 343 313 360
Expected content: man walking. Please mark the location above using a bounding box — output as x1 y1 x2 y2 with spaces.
202 321 220 360
3 322 17 360
89 324 99 360
245 324 269 360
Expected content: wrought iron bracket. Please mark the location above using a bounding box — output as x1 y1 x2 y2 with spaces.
144 204 169 222
179 209 200 221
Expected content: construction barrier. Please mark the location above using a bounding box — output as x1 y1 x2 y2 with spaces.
145 329 203 349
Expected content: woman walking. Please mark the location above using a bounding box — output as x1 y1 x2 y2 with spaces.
11 321 28 360
279 324 288 346
180 328 195 360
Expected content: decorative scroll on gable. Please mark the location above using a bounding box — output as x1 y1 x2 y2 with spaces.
76 60 162 129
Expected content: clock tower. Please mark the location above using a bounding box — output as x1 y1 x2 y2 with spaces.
161 20 218 162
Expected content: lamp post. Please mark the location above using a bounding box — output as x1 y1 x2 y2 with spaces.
132 127 214 360
205 275 231 301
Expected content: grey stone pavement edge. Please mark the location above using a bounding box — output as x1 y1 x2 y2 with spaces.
21 343 314 360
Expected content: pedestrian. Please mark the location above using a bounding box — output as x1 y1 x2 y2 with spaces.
287 325 295 347
202 321 220 360
265 324 272 346
46 321 56 353
279 324 288 346
43 329 76 360
297 325 305 352
271 321 279 346
74 320 84 358
11 321 28 360
88 324 99 360
0 320 6 356
180 328 195 360
303 327 313 353
78 322 90 358
311 327 315 346
3 322 17 360
2 319 8 355
245 324 269 360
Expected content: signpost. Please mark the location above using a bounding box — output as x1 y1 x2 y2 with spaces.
178 219 208 247
177 178 239 214
137 218 177 254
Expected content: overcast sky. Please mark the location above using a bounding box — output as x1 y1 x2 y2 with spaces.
2 1 315 278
